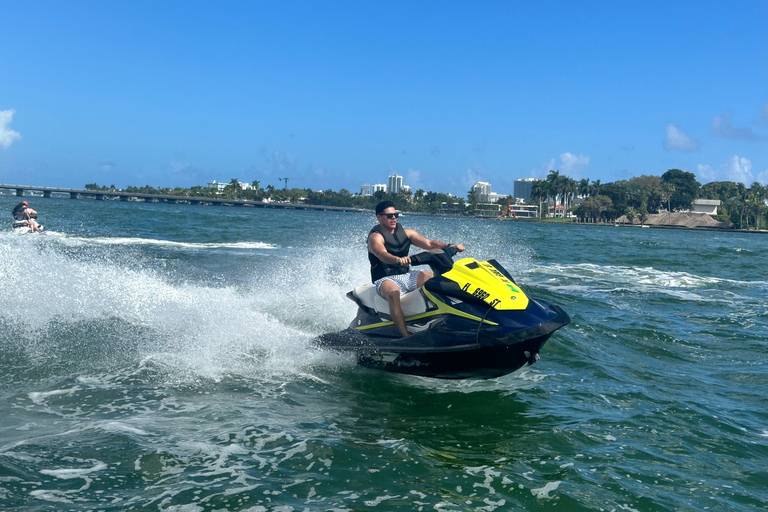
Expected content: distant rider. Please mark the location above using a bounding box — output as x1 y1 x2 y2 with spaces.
367 200 465 337
12 201 40 232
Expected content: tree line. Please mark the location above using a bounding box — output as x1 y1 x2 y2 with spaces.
85 180 462 215
85 168 768 230
553 169 767 230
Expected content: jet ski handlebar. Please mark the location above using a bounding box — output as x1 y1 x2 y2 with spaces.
409 245 460 275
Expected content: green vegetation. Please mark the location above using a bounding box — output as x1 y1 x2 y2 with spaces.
85 169 768 230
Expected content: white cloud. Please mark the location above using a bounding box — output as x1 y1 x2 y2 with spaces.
696 155 757 185
530 154 589 179
664 123 700 152
759 103 768 126
710 112 763 141
696 164 716 183
406 169 422 191
259 148 297 176
723 155 754 184
310 165 332 179
560 152 590 175
0 109 21 149
530 158 556 179
463 164 485 189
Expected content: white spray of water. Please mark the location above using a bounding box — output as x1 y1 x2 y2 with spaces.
0 232 365 382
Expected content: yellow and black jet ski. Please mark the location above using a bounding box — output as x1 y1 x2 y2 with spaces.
316 247 570 379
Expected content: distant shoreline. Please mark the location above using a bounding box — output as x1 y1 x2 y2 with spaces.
3 185 765 235
0 184 367 214
491 216 766 234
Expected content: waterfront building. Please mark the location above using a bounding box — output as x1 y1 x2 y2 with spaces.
509 204 538 218
388 175 404 194
488 192 505 203
474 202 502 218
514 178 537 202
207 180 251 192
207 180 227 193
439 201 464 215
548 204 568 218
360 184 371 196
691 199 720 215
373 183 388 193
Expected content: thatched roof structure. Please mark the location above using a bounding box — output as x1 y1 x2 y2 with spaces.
615 212 733 229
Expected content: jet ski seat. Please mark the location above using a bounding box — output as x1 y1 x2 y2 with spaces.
351 283 429 319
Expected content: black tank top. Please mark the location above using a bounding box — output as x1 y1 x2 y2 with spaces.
368 223 411 282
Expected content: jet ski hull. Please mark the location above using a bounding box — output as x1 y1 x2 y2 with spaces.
12 221 44 234
316 251 570 379
316 297 570 380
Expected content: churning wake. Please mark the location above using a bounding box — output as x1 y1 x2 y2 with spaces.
0 231 365 383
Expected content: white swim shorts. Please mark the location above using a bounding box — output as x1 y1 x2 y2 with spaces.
374 270 421 297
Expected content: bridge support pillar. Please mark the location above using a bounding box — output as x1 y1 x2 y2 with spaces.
15 188 24 197
43 191 52 198
69 192 79 199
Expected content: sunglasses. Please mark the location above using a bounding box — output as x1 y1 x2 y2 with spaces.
379 212 399 219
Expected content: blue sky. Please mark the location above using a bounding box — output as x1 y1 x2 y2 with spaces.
1 1 766 196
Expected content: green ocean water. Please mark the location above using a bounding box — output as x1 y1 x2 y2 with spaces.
1 196 766 511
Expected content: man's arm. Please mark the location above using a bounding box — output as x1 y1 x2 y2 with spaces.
405 229 465 252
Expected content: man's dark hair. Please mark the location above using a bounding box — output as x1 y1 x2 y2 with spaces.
375 201 396 215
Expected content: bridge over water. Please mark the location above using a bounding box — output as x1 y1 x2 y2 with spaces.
0 183 367 213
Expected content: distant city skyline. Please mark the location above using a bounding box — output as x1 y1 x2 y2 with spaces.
1 2 765 195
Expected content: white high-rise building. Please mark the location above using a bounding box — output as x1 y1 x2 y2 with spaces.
373 184 388 193
388 174 404 194
360 184 371 196
472 181 492 202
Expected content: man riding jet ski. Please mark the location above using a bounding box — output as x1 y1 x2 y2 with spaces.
12 201 43 233
366 201 466 338
316 203 570 380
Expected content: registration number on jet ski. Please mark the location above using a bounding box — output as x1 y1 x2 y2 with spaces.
445 259 530 311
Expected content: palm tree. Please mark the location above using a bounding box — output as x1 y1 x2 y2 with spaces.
747 182 766 230
660 182 675 212
546 170 561 213
625 206 636 225
578 179 591 198
530 180 549 218
591 179 601 197
562 177 577 217
224 179 241 199
467 188 479 213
